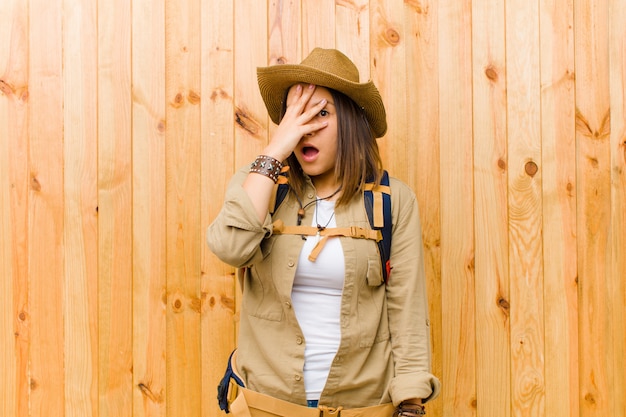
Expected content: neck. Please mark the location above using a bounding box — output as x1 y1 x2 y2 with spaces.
312 177 341 201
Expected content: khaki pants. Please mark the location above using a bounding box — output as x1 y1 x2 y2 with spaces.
229 386 395 417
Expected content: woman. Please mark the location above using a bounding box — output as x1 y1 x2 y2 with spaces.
207 48 440 417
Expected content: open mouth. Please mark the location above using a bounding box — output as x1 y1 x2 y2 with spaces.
301 146 319 162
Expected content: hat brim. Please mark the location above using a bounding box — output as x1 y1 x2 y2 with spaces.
257 65 387 138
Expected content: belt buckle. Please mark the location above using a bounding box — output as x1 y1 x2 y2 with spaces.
318 405 343 417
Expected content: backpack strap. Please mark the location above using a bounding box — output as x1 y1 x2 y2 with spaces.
364 171 392 283
269 169 393 282
272 219 381 262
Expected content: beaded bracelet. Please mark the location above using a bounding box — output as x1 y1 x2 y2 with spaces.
249 155 283 183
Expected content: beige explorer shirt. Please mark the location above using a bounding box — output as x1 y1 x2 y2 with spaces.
207 166 441 409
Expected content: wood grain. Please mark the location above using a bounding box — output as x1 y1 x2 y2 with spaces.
201 0 237 415
608 1 626 415
97 0 133 415
132 0 167 415
0 1 29 416
438 1 476 415
405 1 442 415
575 0 612 416
63 0 99 415
472 0 511 415
165 0 203 414
539 0 579 416
28 0 66 414
506 0 546 415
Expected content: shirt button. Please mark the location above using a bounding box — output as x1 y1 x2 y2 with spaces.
288 261 295 267
296 336 303 344
294 374 302 381
307 193 314 199
284 301 292 309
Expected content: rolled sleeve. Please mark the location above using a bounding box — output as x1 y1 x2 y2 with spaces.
385 179 441 404
206 167 274 267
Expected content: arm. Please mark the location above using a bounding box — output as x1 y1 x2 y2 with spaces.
207 84 328 265
385 180 441 405
244 83 328 222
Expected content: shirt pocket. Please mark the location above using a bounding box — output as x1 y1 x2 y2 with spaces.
242 263 284 322
366 254 384 287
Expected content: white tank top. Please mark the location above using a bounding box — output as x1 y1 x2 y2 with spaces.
291 198 345 401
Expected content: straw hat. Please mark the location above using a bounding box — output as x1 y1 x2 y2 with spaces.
257 48 387 138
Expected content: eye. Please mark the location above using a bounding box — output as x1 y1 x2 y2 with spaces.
319 109 329 117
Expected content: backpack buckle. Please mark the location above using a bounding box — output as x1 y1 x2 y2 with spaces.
319 405 343 417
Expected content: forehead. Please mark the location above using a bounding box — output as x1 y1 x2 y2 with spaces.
285 83 333 103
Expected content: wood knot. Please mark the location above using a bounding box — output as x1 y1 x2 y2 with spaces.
171 92 184 108
30 379 38 390
584 393 596 405
497 158 506 170
525 161 538 177
275 56 287 64
221 294 235 313
187 90 201 105
406 0 428 14
18 311 27 321
235 106 261 136
210 88 230 101
157 120 166 133
485 66 498 82
172 297 183 312
497 297 510 313
138 382 164 403
30 176 42 192
0 79 14 96
384 28 400 45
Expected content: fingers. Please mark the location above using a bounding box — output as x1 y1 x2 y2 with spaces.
285 84 323 119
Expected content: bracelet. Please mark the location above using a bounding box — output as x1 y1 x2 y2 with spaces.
393 402 426 416
250 155 283 183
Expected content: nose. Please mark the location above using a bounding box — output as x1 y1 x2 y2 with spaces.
304 131 315 137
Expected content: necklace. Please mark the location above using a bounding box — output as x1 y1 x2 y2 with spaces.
314 199 335 244
315 201 335 231
296 186 341 226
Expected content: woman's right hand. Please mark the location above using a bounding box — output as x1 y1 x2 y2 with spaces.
262 83 328 162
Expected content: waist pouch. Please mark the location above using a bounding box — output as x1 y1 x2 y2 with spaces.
217 350 395 417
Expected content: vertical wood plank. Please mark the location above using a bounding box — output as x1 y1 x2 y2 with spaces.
438 1 476 415
28 0 66 414
0 1 29 416
63 1 99 415
98 0 133 415
165 0 202 414
200 0 236 415
608 0 626 414
574 0 612 415
302 0 335 51
471 0 510 416
370 0 407 177
132 0 167 414
268 0 301 65
267 0 302 141
336 0 370 80
404 2 442 414
234 0 268 166
505 1 545 416
539 0 578 416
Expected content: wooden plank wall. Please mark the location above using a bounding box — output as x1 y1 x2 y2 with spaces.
1 0 625 416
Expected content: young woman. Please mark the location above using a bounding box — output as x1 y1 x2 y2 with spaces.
207 48 440 417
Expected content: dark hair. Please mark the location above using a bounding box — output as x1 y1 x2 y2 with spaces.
280 87 384 207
